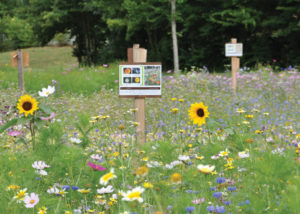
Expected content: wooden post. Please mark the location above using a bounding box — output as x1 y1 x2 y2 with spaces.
231 38 240 93
17 50 24 92
132 44 146 143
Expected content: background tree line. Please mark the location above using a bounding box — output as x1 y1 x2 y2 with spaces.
0 0 299 71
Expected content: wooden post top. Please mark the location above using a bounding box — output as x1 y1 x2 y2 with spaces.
231 38 237 43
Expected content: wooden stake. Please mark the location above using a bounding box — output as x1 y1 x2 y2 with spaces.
132 44 146 143
231 38 239 93
17 49 24 93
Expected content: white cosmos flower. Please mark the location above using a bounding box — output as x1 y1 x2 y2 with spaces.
23 192 39 208
47 186 59 194
122 186 144 203
97 185 114 194
70 137 82 144
238 151 250 159
38 86 55 97
37 169 48 176
91 154 102 161
178 155 190 161
197 164 215 174
32 161 50 170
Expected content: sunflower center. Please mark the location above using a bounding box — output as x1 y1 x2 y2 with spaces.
196 108 205 117
22 102 32 111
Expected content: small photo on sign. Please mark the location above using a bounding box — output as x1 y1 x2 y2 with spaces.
144 66 161 86
123 77 131 84
132 77 140 83
132 68 140 74
123 68 131 74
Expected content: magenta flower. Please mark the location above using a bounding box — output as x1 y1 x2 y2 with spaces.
40 112 55 121
62 72 67 75
103 64 108 68
8 130 22 137
88 161 106 171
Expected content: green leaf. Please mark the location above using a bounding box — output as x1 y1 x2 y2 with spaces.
39 104 53 114
206 118 219 130
224 128 235 135
17 117 32 125
0 118 18 133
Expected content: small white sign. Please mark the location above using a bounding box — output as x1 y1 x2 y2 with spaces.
119 64 162 97
225 43 243 57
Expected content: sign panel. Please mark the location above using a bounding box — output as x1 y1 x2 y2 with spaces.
225 43 243 57
119 63 161 97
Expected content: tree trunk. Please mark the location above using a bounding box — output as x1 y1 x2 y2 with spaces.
170 0 179 74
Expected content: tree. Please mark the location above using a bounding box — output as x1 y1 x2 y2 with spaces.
170 0 179 73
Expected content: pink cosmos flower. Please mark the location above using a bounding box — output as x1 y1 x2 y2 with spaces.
103 64 108 68
62 72 67 75
88 161 106 171
192 198 205 204
8 130 22 137
167 70 172 73
40 112 55 121
24 193 39 208
114 80 119 83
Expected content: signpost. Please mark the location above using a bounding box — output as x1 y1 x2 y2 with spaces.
11 50 28 92
225 38 242 93
119 44 162 143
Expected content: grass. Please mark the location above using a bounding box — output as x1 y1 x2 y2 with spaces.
0 65 299 213
0 46 119 94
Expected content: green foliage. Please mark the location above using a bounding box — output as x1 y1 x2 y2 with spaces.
1 0 300 68
0 16 37 50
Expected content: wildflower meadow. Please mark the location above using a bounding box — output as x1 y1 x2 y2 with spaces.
0 61 299 214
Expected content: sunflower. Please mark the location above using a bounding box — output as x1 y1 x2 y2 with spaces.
17 95 39 117
188 102 209 127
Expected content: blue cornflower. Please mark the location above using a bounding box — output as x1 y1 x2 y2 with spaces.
167 205 172 210
227 186 237 191
212 192 222 199
210 187 217 191
216 177 226 184
186 206 195 212
245 200 251 204
62 185 70 191
207 205 215 212
72 186 79 190
223 201 231 205
186 190 193 194
215 206 226 213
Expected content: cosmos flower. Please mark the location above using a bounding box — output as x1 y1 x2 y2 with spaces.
178 155 190 161
32 161 50 170
122 186 144 203
38 86 55 97
40 112 55 120
100 168 117 185
23 193 39 208
8 130 22 137
238 151 250 158
17 95 39 117
47 186 59 195
70 137 82 144
188 102 210 127
88 161 106 171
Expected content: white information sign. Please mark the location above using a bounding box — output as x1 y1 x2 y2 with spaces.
119 64 162 97
225 43 243 57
